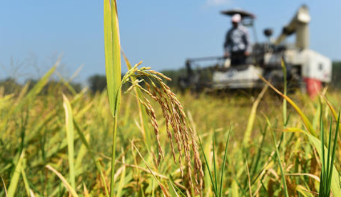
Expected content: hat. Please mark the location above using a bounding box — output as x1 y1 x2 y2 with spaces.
231 14 241 23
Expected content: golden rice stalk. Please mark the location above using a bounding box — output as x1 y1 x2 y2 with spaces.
124 67 203 194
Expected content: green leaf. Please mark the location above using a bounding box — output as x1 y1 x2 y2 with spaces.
271 130 289 197
243 85 268 146
1 62 58 131
7 150 25 197
199 136 218 196
219 128 231 197
46 165 79 197
104 0 121 118
75 133 90 170
167 180 179 197
73 120 109 197
284 128 341 196
260 76 316 136
231 180 239 197
296 185 314 197
63 94 76 189
104 1 122 197
116 152 126 197
21 168 31 197
281 59 287 126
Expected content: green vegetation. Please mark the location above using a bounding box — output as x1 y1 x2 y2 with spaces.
331 61 341 89
1 75 341 196
1 1 341 196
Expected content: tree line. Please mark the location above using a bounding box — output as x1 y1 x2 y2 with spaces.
86 61 341 91
1 62 340 94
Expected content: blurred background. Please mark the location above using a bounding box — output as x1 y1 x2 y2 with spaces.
2 2 341 196
0 0 340 91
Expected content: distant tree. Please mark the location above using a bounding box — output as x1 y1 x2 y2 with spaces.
0 78 22 95
88 74 107 92
88 74 127 93
25 78 82 95
26 79 38 91
70 82 82 93
332 61 341 88
160 68 187 89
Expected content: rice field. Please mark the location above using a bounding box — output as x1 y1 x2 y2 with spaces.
1 1 341 197
1 72 341 197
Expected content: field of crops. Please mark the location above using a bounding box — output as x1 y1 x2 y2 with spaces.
1 1 341 197
1 63 341 197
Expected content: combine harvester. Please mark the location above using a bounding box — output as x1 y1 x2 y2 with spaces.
179 5 331 97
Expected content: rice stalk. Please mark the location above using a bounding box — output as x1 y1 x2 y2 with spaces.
21 168 31 196
103 1 203 194
259 75 316 136
103 1 122 196
242 84 268 147
122 52 152 149
62 94 76 189
281 59 288 126
46 165 79 197
318 109 339 197
124 68 204 193
7 150 25 197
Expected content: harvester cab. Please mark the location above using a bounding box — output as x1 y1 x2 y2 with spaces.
179 5 332 97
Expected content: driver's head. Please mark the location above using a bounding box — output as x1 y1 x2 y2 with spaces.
231 14 241 27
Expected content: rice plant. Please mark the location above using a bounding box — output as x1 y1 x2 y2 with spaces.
318 109 340 197
198 129 230 197
1 0 341 196
104 0 203 195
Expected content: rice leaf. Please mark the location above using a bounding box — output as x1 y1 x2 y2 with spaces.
231 180 239 197
323 96 341 138
73 120 109 197
1 62 58 131
295 185 314 197
75 133 90 170
284 128 341 195
264 116 289 197
270 129 289 197
260 76 316 136
104 1 122 196
17 60 58 109
104 0 121 117
62 94 76 189
21 168 31 197
132 143 170 197
83 183 89 197
46 165 79 197
7 150 25 197
199 136 218 196
212 133 218 191
219 128 231 197
243 84 268 146
1 177 8 197
167 180 180 197
29 190 36 197
281 59 288 126
116 150 126 197
203 133 213 196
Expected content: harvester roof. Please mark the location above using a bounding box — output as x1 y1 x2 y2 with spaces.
221 9 256 19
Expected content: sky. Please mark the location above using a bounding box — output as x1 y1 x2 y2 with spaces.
0 0 340 84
